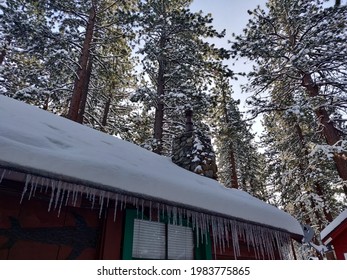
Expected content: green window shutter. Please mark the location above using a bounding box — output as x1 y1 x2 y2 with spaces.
122 209 137 260
195 235 212 260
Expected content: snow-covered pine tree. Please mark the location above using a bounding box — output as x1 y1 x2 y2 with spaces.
131 0 228 155
45 0 136 124
232 0 347 198
260 83 341 230
231 0 347 248
0 0 70 110
1 0 138 136
210 73 268 200
79 2 138 138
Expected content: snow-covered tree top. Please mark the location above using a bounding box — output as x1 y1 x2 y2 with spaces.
0 96 302 236
321 209 347 241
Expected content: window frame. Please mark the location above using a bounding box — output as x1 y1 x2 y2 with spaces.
122 208 212 260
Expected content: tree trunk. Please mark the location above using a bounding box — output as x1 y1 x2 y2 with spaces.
67 7 96 122
302 73 347 196
0 49 5 65
43 95 49 111
0 37 9 65
77 55 93 124
229 144 239 189
153 36 166 155
102 94 112 129
220 89 240 189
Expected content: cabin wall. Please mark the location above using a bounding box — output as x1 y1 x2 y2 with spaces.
331 223 347 260
0 180 124 260
212 240 281 260
1 177 292 260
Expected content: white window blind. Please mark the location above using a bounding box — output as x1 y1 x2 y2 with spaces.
168 224 194 259
132 219 166 259
132 219 194 260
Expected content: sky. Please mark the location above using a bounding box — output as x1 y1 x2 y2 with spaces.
190 0 268 40
190 0 268 104
189 0 345 136
189 0 269 135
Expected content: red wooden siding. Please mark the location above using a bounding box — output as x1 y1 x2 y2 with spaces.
326 221 347 260
1 178 292 260
212 239 281 260
0 181 124 260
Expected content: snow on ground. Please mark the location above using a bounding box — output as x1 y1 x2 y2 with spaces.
0 96 302 236
321 209 347 240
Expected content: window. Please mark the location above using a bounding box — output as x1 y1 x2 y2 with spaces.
132 219 194 259
122 209 211 260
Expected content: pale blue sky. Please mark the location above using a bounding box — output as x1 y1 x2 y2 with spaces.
191 0 268 39
189 0 344 135
190 1 269 113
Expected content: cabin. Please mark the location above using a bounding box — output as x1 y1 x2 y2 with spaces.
0 96 303 260
321 209 347 260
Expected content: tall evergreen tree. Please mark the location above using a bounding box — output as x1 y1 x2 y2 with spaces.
1 0 137 134
210 74 268 200
231 0 346 240
131 0 228 155
260 86 339 229
232 0 347 199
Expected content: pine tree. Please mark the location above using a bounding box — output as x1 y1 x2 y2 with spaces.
132 0 228 155
232 0 347 198
231 0 346 240
260 88 339 229
210 74 268 200
1 0 137 134
0 0 65 107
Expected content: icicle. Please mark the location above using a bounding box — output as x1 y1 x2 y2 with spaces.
197 213 203 245
106 192 110 208
166 205 170 222
20 174 31 204
39 177 45 193
149 201 152 221
178 208 183 226
224 219 229 249
0 169 7 184
32 176 40 198
28 176 34 200
161 204 165 220
54 181 63 210
48 180 56 212
113 194 119 222
229 221 235 259
121 195 127 210
72 185 79 207
172 207 178 225
211 219 217 258
99 191 105 218
57 187 66 217
90 190 96 210
121 195 124 210
65 188 71 206
28 175 39 200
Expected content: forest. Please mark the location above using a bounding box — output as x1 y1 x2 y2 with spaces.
0 0 346 250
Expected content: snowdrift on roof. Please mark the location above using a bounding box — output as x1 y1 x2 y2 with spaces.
0 95 303 236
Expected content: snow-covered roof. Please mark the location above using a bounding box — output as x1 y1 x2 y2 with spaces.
321 209 347 241
0 96 303 237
